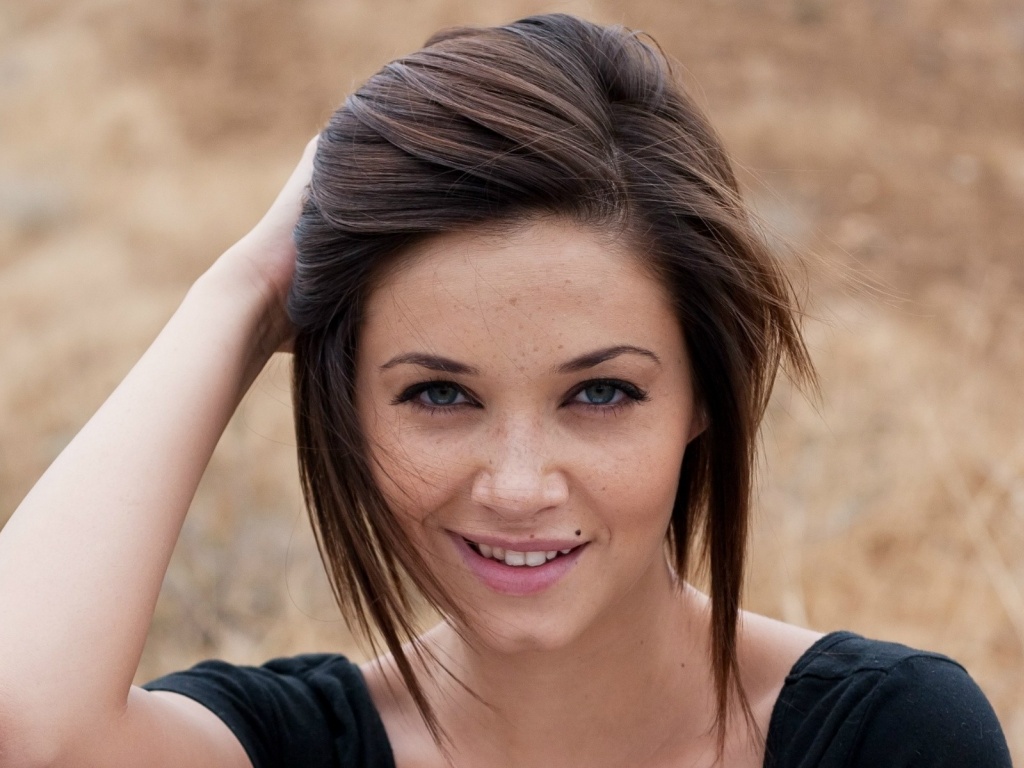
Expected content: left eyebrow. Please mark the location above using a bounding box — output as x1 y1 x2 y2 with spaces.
555 345 662 374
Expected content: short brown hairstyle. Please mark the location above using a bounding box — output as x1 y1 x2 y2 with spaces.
289 13 813 745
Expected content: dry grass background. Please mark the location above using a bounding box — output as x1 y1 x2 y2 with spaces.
1 0 1023 760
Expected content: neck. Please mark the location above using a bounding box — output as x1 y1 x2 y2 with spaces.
423 562 718 767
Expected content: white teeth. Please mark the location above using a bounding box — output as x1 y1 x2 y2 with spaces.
524 551 547 567
504 550 526 566
467 538 572 567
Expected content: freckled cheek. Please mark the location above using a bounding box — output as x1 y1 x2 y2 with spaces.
366 421 472 524
570 423 687 536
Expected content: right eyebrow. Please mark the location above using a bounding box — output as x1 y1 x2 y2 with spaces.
379 353 480 376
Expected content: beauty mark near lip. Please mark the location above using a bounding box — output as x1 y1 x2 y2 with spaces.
448 532 586 597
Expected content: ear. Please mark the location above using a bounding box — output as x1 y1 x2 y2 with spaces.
686 407 708 444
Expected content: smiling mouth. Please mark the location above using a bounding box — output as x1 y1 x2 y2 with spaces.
463 537 578 568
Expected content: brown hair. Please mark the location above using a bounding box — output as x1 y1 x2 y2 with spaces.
289 13 813 746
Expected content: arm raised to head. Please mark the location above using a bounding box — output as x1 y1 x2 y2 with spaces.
0 138 317 768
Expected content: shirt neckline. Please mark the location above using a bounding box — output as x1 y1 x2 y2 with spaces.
360 630 864 768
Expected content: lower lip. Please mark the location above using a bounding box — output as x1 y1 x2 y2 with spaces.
449 533 586 596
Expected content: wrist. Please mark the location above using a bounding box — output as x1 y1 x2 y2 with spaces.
183 263 291 389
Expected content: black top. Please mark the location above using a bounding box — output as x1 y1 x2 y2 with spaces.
143 631 1012 767
762 632 1011 767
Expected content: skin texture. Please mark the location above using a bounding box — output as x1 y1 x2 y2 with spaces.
357 219 697 653
356 219 820 768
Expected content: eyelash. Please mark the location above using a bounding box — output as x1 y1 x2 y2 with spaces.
392 379 477 412
392 378 649 416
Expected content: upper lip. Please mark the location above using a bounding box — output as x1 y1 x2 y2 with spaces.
450 531 586 552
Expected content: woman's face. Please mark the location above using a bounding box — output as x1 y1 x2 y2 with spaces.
356 218 699 653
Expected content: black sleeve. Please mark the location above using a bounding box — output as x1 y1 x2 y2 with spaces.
142 654 394 768
765 634 1012 768
848 655 1012 767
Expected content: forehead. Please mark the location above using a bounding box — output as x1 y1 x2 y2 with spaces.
359 218 682 369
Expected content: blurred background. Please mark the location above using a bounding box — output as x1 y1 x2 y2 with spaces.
1 0 1022 759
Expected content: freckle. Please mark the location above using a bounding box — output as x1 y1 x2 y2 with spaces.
509 297 518 306
529 533 535 539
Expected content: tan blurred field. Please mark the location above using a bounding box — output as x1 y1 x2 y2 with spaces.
2 0 1023 761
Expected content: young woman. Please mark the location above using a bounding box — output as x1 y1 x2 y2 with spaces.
0 14 1011 768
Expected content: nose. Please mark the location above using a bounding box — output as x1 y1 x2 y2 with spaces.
470 417 569 518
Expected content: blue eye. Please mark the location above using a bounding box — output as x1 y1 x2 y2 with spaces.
393 380 475 411
568 379 648 411
576 383 622 405
422 383 463 406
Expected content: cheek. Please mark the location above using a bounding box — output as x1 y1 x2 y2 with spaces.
570 408 689 539
362 408 468 525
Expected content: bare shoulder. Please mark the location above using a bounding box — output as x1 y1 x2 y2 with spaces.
735 611 824 730
739 610 824 665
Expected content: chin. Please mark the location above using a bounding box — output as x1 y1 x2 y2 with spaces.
457 601 591 657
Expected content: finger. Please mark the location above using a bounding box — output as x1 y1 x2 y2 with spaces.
266 134 320 218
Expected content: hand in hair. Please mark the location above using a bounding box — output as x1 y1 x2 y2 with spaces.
206 134 318 356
